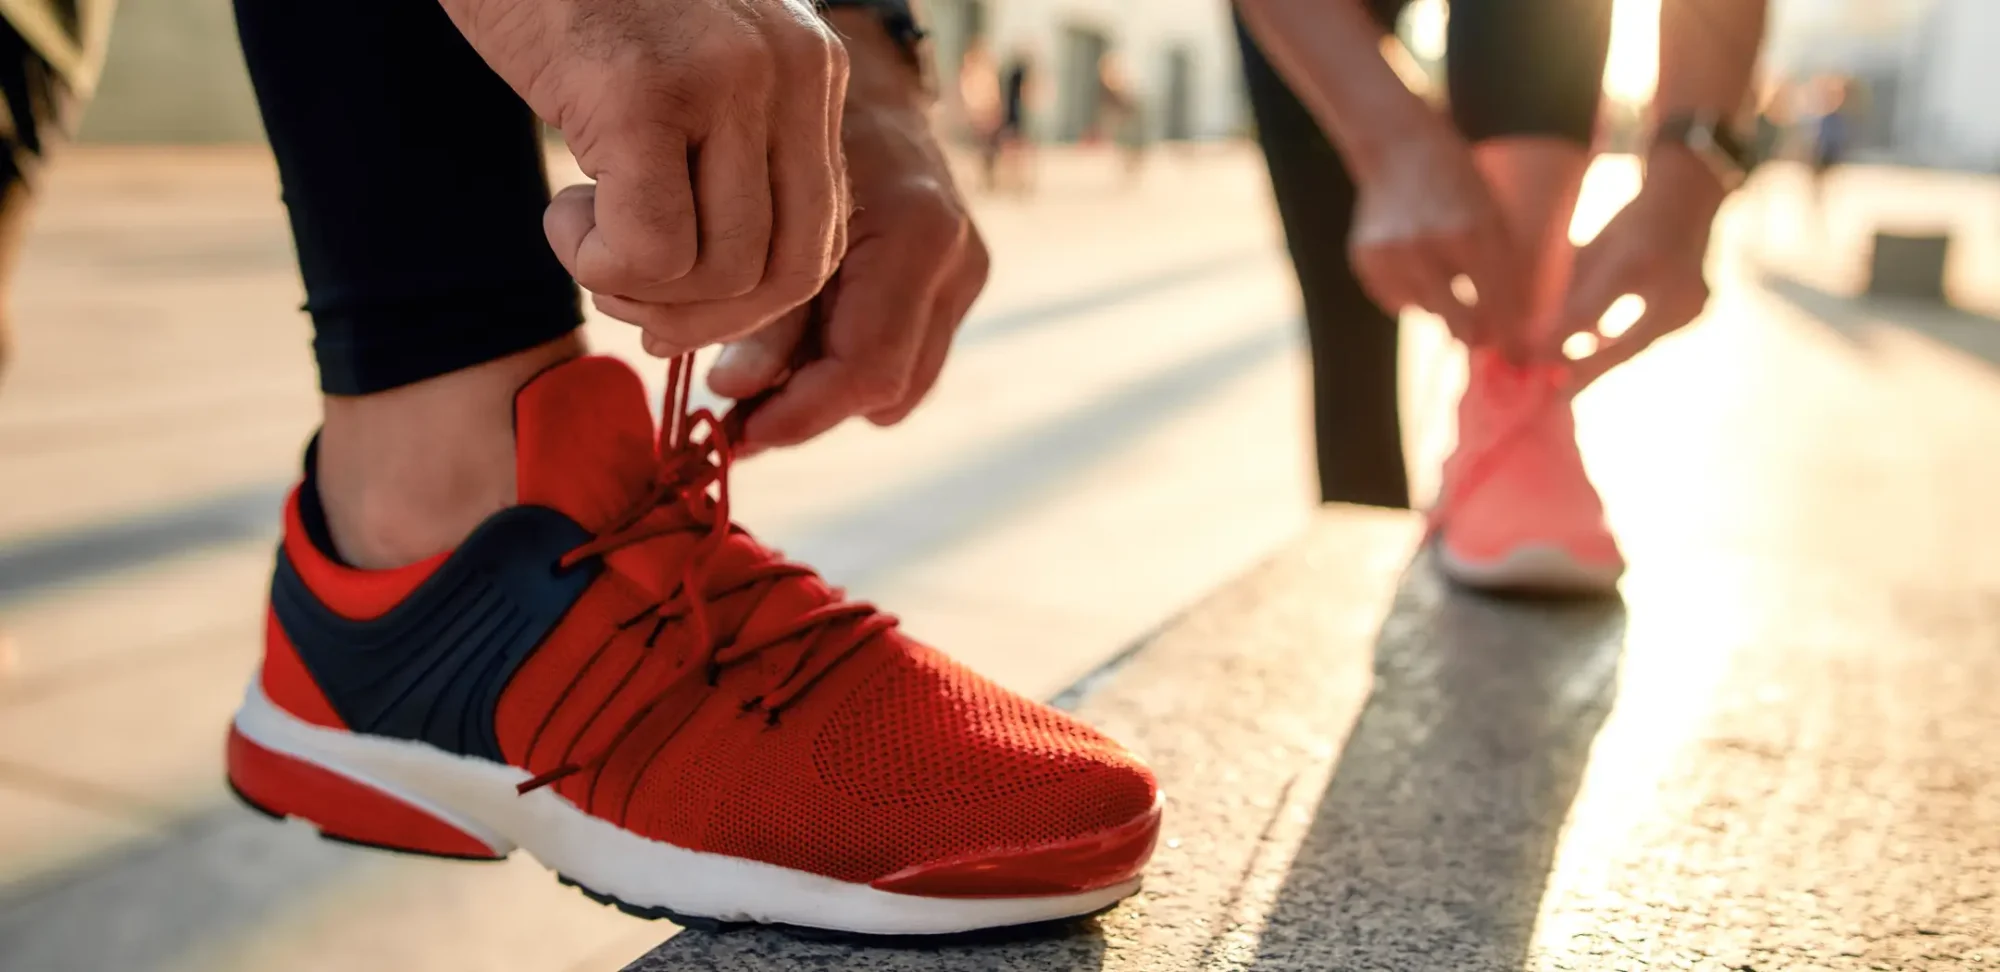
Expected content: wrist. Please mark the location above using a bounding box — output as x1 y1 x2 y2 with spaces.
1642 143 1730 215
1632 145 1727 255
1346 105 1456 185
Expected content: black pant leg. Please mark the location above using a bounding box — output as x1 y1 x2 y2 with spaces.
1447 0 1615 146
233 0 582 394
1235 12 1411 509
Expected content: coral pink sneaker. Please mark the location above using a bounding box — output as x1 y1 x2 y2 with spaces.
1430 350 1624 594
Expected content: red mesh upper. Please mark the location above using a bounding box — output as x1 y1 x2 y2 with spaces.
324 356 1157 885
690 639 1155 884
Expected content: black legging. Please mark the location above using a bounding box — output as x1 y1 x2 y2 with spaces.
1238 0 1612 508
234 0 581 395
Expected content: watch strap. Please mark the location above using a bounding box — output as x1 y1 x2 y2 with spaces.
1655 111 1755 187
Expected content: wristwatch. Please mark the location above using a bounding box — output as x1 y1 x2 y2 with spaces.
1652 111 1755 192
817 0 929 73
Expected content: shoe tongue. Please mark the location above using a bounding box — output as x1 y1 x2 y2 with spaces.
513 356 660 530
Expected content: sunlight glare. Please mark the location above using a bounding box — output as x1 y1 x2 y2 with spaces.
1603 0 1660 105
1404 0 1448 63
1599 294 1647 339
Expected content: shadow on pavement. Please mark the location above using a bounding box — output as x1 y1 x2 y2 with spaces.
1248 564 1627 970
1762 271 2000 372
0 805 358 972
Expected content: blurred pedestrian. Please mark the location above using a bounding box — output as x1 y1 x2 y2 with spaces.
0 0 109 384
1807 75 1851 215
211 0 1159 938
958 37 1002 150
982 48 1038 194
1235 0 1765 594
1097 50 1147 185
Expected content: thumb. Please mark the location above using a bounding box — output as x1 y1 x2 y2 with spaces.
708 303 813 400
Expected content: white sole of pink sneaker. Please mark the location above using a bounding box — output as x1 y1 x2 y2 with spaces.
229 682 1146 936
1436 543 1624 595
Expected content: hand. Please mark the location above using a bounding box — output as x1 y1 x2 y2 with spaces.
1349 123 1528 355
707 10 989 450
438 0 850 355
1555 146 1727 389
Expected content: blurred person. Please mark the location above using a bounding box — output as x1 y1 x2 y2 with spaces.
983 47 1038 194
1236 0 1764 594
220 0 1159 936
1751 78 1791 167
957 36 1002 148
1807 75 1851 214
1097 49 1148 185
0 0 108 384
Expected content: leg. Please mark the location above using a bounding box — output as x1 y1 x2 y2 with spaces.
0 17 71 385
234 0 583 566
1235 12 1409 509
1431 0 1625 595
1449 0 1614 344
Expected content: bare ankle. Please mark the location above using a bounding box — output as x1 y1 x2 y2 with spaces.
316 334 584 568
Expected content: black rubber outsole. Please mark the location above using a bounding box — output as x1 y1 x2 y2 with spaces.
229 777 1117 945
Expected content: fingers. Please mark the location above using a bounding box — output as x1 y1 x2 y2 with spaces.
547 7 850 356
1354 241 1481 344
742 201 965 449
545 144 699 297
1565 302 1666 390
1553 241 1626 361
709 302 814 400
1442 220 1529 356
1566 285 1706 391
635 111 774 306
868 231 990 426
1556 226 1711 391
1408 248 1480 344
1350 243 1424 322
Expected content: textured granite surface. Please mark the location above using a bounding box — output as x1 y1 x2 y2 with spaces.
628 497 2000 970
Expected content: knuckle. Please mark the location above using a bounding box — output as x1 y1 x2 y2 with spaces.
768 13 834 61
702 265 763 300
697 32 771 72
918 200 970 251
771 261 833 303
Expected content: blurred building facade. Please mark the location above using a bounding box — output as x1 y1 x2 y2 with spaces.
926 0 1244 145
73 0 263 142
1767 0 2000 171
72 0 1244 146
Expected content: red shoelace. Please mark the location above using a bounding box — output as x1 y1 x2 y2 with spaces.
518 353 899 795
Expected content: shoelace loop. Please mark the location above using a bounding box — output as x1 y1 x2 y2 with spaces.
517 354 898 796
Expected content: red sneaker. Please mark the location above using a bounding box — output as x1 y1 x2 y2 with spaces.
1431 350 1624 594
226 355 1161 936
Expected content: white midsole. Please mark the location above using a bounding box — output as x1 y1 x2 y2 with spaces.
1435 542 1624 594
232 682 1141 935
